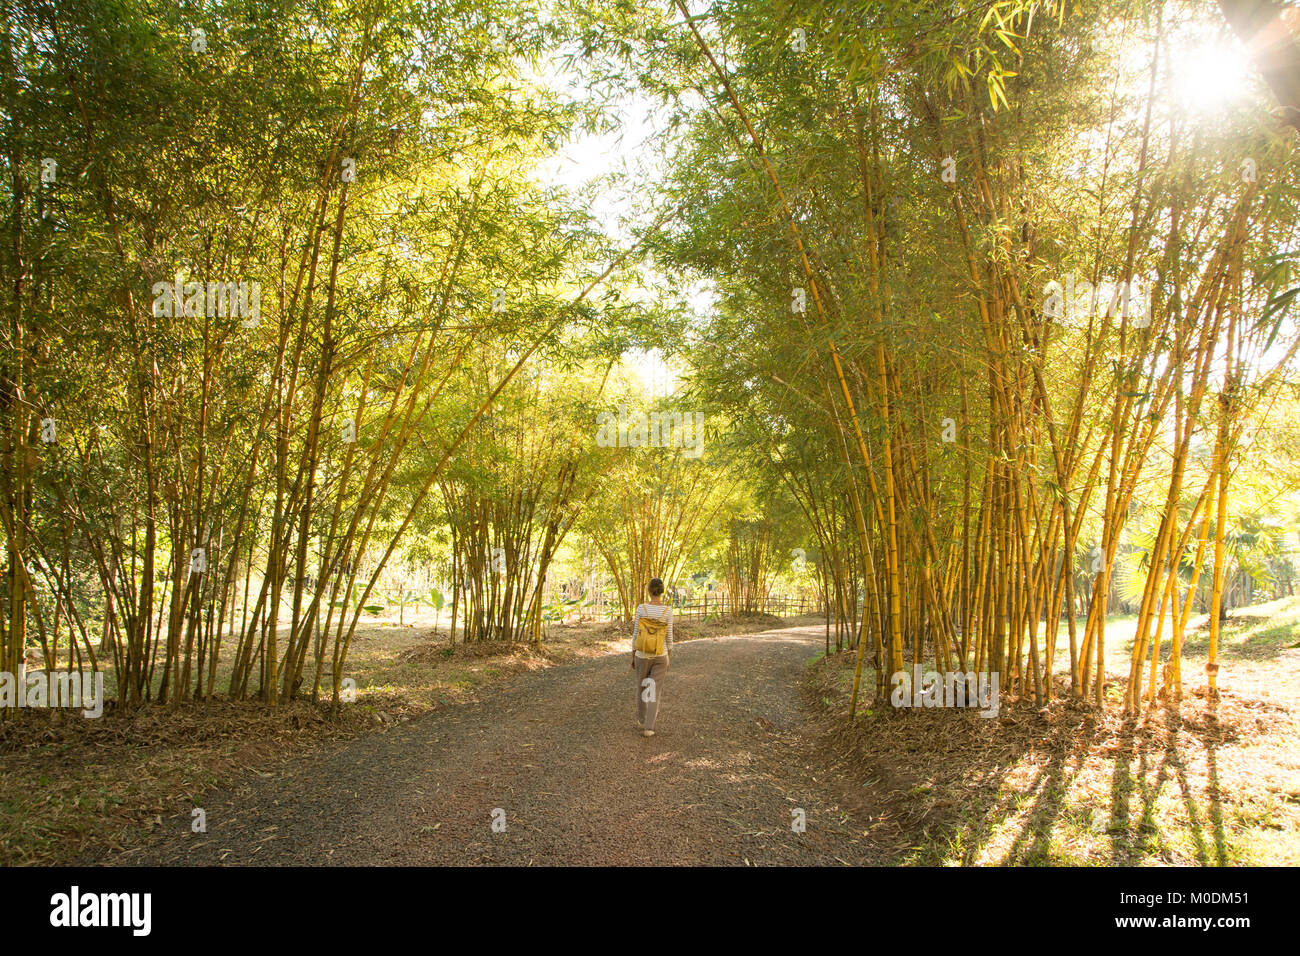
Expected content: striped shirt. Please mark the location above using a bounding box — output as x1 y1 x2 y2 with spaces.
633 603 673 659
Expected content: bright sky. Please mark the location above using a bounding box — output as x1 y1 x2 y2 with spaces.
523 46 716 400
1162 13 1256 114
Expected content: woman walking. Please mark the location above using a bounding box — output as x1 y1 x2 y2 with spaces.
631 578 673 737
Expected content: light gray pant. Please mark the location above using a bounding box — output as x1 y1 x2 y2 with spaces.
635 655 668 730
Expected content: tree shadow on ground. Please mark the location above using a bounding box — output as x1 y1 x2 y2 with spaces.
810 658 1240 865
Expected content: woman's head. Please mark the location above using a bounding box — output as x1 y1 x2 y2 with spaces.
648 578 664 598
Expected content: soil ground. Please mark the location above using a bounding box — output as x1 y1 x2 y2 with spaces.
5 601 1296 866
1 612 830 864
81 622 873 865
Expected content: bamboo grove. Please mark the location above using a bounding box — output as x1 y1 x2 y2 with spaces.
0 0 645 709
4 0 1300 722
573 0 1300 715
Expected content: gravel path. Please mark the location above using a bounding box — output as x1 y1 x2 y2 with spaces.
94 624 882 865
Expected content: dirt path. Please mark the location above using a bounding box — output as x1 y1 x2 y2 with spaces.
90 624 882 865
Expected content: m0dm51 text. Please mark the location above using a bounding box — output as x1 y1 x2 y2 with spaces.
1121 893 1248 906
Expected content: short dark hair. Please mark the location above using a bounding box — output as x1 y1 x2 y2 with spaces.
648 578 664 597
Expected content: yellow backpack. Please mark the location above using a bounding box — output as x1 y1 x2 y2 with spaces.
635 608 668 656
